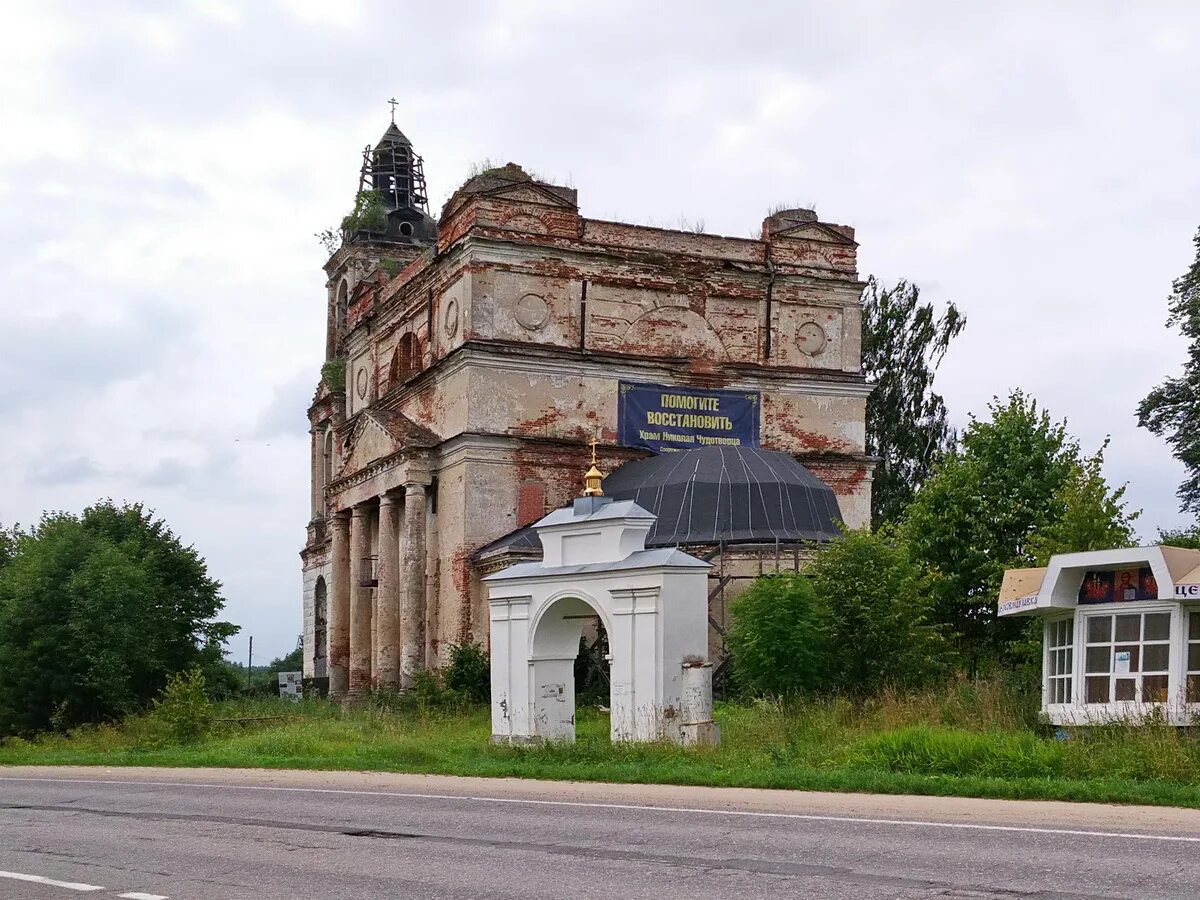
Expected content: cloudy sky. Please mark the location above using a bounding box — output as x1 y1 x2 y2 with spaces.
2 1 1197 662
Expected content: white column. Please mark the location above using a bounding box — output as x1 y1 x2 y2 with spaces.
375 494 400 690
489 595 532 741
399 482 428 690
609 587 662 742
349 504 372 695
328 512 350 698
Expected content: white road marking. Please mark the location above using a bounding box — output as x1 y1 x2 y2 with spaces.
3 775 1200 845
0 870 105 891
118 893 168 899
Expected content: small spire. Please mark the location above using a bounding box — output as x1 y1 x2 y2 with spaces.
583 433 604 497
388 97 398 124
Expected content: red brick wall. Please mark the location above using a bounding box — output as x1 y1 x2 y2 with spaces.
516 481 546 528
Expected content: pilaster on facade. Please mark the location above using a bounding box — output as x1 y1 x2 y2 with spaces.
375 493 401 690
399 481 429 688
327 511 351 697
348 504 373 695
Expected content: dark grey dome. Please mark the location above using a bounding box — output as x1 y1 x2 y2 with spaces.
601 446 843 547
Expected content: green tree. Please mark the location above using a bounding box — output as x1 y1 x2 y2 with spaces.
204 658 246 700
1025 440 1139 564
0 501 237 735
902 392 1135 666
0 525 15 571
269 647 303 673
1138 227 1200 514
1159 524 1200 550
862 278 966 527
805 528 949 694
246 646 304 692
728 572 831 697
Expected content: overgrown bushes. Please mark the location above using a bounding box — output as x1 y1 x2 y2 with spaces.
444 641 490 704
152 668 213 744
806 527 950 694
341 190 387 235
365 642 491 713
320 358 345 392
728 528 950 697
727 572 830 696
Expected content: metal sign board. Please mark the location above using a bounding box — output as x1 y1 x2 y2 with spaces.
617 381 760 453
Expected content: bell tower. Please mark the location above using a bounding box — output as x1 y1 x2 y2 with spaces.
323 105 439 360
364 98 430 214
349 100 437 244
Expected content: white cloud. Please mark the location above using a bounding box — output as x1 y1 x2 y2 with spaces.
276 0 364 28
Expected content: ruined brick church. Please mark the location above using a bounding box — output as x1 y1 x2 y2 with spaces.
301 118 872 695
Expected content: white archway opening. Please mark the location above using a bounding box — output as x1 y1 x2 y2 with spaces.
529 595 611 742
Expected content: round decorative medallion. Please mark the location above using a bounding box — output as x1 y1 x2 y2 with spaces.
796 321 828 356
514 293 550 331
443 297 459 338
355 366 369 399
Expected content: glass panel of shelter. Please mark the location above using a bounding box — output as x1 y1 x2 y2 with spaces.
1083 611 1171 705
1189 612 1200 704
1046 617 1073 705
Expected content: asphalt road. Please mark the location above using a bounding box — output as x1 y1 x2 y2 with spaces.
2 768 1200 899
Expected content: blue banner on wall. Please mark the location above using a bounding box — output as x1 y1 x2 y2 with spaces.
617 381 760 453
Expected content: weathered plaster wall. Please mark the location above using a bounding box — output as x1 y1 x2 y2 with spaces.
305 166 872 665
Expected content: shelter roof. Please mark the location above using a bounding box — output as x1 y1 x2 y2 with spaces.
999 567 1046 602
999 544 1200 617
1160 545 1200 582
1176 562 1200 587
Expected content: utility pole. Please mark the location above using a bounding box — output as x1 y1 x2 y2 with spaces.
247 636 253 691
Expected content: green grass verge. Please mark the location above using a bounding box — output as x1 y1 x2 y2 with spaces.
3 684 1200 809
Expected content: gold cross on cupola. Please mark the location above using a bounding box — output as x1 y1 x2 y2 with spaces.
583 433 604 497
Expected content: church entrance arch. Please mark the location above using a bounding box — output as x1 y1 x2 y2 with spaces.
529 594 612 741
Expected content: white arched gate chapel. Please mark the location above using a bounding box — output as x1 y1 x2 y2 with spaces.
484 496 719 745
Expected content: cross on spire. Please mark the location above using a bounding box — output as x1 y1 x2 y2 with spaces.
582 429 604 497
387 97 398 124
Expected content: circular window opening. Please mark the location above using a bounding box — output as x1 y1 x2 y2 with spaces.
399 222 414 237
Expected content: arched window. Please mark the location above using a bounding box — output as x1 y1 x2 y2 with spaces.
313 576 328 678
389 333 420 387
